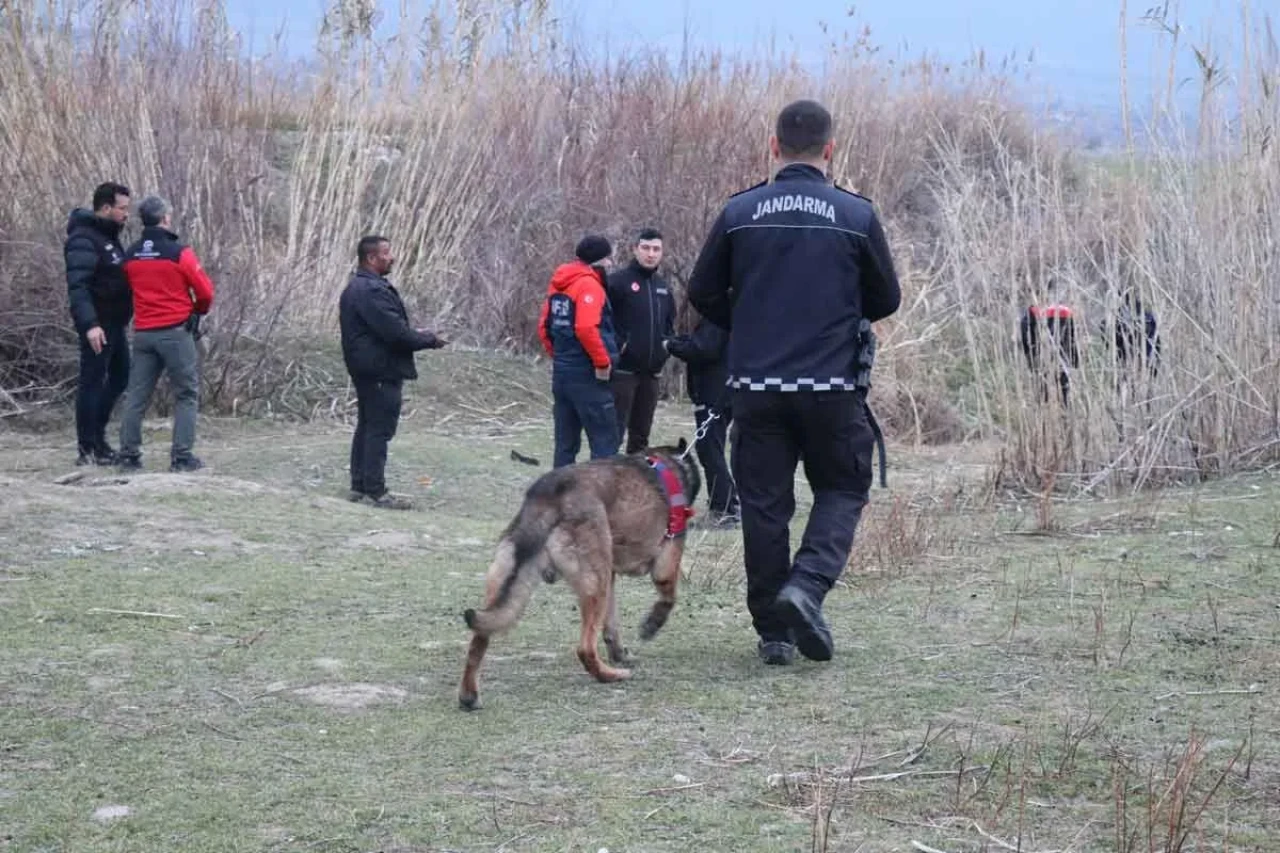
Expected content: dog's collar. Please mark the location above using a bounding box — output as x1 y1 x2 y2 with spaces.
647 456 694 538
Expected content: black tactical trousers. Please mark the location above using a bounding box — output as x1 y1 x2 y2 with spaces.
730 389 875 641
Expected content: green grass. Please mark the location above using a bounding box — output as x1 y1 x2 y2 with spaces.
2 356 1279 852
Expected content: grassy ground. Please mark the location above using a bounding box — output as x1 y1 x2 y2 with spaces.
2 354 1278 852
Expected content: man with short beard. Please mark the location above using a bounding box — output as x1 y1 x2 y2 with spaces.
64 181 133 466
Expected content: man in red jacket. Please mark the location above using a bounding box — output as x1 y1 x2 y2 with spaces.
537 235 621 467
115 195 215 472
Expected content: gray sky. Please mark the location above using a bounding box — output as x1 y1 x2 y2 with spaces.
223 0 1250 115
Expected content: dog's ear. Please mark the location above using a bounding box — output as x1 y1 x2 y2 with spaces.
677 436 688 453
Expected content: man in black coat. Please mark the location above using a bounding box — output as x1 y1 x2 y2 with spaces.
606 228 676 454
688 100 902 667
665 314 739 526
64 182 133 465
339 235 447 509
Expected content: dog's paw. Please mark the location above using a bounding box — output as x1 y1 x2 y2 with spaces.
607 646 635 666
458 691 482 712
638 617 662 641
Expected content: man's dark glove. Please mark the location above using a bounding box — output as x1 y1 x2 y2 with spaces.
184 313 204 341
664 336 691 360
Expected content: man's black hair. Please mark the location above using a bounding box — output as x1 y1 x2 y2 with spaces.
775 100 833 159
636 227 663 243
92 182 131 212
357 235 389 264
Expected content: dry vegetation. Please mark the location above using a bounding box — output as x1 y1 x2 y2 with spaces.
0 0 1277 493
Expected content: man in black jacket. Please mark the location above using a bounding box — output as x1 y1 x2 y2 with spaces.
339 235 448 509
688 100 902 667
665 314 738 526
64 182 133 465
606 228 676 454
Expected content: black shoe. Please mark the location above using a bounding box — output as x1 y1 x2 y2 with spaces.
116 455 142 471
774 584 834 662
758 638 796 666
366 491 414 510
170 455 205 473
78 445 117 466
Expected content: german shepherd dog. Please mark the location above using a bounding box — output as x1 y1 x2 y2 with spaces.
457 441 702 710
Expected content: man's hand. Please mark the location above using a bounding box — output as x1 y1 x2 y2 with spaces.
85 326 106 354
594 365 611 382
418 329 449 348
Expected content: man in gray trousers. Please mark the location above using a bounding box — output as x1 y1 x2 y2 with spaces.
116 196 215 472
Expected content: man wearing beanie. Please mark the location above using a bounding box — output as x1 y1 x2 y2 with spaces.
536 235 621 467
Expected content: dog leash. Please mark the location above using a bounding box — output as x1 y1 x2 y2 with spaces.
684 400 886 489
679 409 719 461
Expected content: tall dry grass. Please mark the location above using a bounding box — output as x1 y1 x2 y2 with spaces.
0 0 1275 493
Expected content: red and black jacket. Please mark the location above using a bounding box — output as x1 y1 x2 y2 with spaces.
122 226 214 332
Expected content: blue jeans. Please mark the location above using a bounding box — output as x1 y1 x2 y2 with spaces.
552 373 619 468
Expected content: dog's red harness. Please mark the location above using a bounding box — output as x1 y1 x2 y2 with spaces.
647 456 694 538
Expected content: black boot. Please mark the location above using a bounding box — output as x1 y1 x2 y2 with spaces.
774 584 834 662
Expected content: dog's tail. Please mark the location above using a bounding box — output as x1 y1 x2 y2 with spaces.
463 485 564 636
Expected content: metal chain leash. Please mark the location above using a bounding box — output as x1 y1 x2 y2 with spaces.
678 409 720 461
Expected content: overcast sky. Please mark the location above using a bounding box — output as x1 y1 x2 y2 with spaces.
221 0 1249 114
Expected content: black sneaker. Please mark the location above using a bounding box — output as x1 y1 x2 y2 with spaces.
170 456 205 473
774 584 834 662
757 638 796 666
116 455 143 471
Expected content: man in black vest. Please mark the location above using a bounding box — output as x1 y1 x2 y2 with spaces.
64 182 133 466
688 100 902 666
339 235 448 509
606 228 676 454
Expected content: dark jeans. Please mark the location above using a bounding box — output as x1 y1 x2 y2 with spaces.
75 323 130 453
695 403 738 516
350 378 403 498
118 326 201 461
611 371 659 454
552 373 619 468
730 390 875 641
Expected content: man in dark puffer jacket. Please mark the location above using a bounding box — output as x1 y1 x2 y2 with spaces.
64 181 134 466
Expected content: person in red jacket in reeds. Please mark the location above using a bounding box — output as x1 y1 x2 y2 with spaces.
537 235 622 467
115 195 215 473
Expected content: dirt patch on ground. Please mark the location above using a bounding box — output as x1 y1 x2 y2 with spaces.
290 683 409 710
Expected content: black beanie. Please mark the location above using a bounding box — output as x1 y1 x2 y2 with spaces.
575 235 612 265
